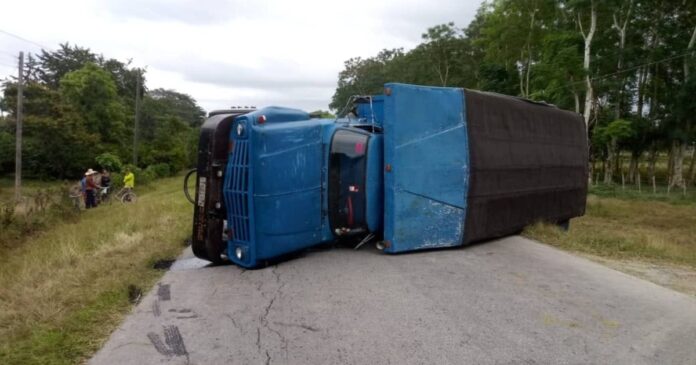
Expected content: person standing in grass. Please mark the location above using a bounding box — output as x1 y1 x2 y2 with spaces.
80 175 87 205
101 169 111 189
84 169 99 209
123 168 135 192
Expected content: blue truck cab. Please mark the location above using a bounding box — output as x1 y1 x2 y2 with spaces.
190 83 588 268
221 102 384 267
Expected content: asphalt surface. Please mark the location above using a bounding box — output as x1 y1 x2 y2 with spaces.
89 236 696 365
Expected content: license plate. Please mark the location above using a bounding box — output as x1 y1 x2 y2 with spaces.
197 177 207 207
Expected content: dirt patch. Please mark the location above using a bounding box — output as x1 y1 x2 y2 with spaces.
582 254 696 297
153 259 175 270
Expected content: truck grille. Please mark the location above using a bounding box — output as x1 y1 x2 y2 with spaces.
224 140 250 243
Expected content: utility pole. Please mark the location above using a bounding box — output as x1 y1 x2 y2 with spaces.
133 70 141 166
14 51 24 202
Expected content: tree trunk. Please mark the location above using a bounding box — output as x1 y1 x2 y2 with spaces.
687 145 696 186
589 160 594 185
667 146 674 186
612 1 633 120
569 75 580 113
573 91 580 113
615 152 622 179
669 141 686 189
604 139 616 184
628 154 638 184
637 66 647 117
520 8 538 98
519 49 526 97
602 159 607 183
685 25 696 80
579 1 597 130
635 155 642 188
648 145 657 182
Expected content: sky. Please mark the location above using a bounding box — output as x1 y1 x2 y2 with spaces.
0 0 481 113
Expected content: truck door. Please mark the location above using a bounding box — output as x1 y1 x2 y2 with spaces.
382 83 469 253
328 129 370 234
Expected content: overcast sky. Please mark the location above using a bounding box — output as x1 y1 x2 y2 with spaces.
0 0 481 113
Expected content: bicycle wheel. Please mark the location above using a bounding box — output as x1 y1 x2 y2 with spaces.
101 192 111 205
121 192 137 204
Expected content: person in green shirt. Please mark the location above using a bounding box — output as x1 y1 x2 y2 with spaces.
123 168 135 190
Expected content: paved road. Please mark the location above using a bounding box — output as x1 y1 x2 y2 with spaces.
90 236 696 365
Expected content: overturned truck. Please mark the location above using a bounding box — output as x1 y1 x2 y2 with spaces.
188 83 588 268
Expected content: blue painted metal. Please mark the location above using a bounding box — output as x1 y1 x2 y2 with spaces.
365 134 383 232
225 107 338 268
223 85 470 266
382 83 469 253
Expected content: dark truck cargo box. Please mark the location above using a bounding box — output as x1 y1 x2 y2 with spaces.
463 89 588 243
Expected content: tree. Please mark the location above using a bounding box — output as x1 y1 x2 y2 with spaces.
36 43 99 88
594 119 634 184
330 49 405 112
573 0 599 130
59 63 127 146
421 22 465 87
0 43 205 179
609 0 634 121
670 74 696 188
147 88 205 127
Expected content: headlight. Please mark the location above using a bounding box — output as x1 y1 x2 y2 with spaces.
236 123 245 136
235 247 243 260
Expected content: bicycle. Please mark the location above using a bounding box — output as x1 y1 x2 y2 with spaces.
115 187 137 204
97 186 112 205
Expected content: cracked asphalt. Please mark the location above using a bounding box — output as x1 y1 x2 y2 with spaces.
89 236 696 364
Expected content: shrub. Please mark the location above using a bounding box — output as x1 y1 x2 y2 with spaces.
149 163 172 178
95 153 123 173
139 167 157 186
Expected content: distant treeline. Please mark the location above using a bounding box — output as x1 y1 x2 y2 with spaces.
0 43 205 179
332 0 696 188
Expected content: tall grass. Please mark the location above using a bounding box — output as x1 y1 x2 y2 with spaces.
1 184 81 250
524 194 696 269
0 176 191 365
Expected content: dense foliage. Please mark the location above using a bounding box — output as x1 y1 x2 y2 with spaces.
332 0 696 187
0 44 205 179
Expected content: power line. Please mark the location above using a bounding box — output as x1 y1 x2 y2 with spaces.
545 50 696 93
0 55 17 64
0 50 18 58
0 29 52 51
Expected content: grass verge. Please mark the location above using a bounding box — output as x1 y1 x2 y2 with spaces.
0 176 191 365
524 194 696 269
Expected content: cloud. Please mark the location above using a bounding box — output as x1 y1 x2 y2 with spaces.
158 57 336 90
0 0 483 112
103 0 265 25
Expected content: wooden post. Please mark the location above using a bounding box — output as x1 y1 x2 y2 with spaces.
14 51 24 203
652 176 656 194
637 171 641 193
621 172 625 191
132 71 141 166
